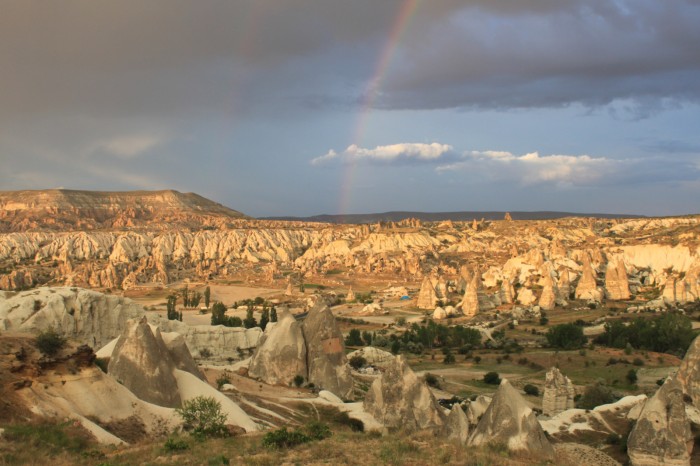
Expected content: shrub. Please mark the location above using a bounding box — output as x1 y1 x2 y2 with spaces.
473 356 482 364
633 358 645 366
199 348 213 358
626 369 638 385
176 396 228 438
3 421 91 455
576 383 615 410
483 371 501 385
216 372 231 390
35 328 66 356
443 351 456 364
424 373 440 388
262 427 311 449
348 355 367 370
305 421 332 441
163 437 189 452
293 375 305 387
523 384 539 396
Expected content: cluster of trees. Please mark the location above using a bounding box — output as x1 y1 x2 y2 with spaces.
210 301 277 330
546 324 587 349
346 322 482 355
166 295 182 321
181 285 203 309
594 313 695 356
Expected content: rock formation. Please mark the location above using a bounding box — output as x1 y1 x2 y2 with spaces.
605 256 630 300
416 277 438 309
346 287 356 302
107 317 181 408
160 331 205 380
301 301 353 399
674 335 700 409
248 308 307 386
468 379 554 458
461 274 480 317
542 367 575 416
627 378 693 466
363 355 445 432
575 255 602 302
346 346 395 368
443 404 469 444
538 274 556 311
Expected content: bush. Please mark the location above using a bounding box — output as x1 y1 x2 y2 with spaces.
349 355 367 370
483 372 501 385
293 375 305 387
176 396 228 438
262 427 311 449
626 369 638 385
546 324 587 350
305 421 332 441
633 358 645 366
443 352 456 364
163 437 189 452
216 372 231 390
523 384 539 396
576 383 615 410
35 328 67 356
424 373 440 388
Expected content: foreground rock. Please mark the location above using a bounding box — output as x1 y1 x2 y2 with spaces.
674 334 700 409
301 302 353 399
627 378 693 466
108 317 181 408
443 404 469 444
248 308 307 386
416 277 438 309
363 355 445 432
468 379 554 458
543 367 575 416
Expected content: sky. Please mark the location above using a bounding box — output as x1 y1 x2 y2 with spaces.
1 0 699 217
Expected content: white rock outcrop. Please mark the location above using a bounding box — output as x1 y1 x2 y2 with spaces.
542 367 575 416
468 379 554 458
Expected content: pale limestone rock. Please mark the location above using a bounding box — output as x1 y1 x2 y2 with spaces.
538 274 556 311
461 274 480 317
285 281 294 296
517 288 537 306
416 276 438 310
504 212 512 221
346 288 356 302
160 331 205 380
359 302 384 315
542 367 575 416
363 355 445 432
627 378 692 466
468 379 554 458
248 309 307 386
557 269 572 302
674 335 700 409
466 395 491 425
301 301 353 399
605 256 630 300
347 347 395 368
433 307 447 320
107 317 181 408
663 277 678 305
443 404 469 444
500 278 515 304
575 255 602 302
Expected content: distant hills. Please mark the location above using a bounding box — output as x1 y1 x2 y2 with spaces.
261 211 644 224
0 189 246 232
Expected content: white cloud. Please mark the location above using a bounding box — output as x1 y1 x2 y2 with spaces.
311 142 454 166
92 135 162 158
437 150 613 187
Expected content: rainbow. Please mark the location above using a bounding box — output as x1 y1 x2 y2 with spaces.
338 0 421 217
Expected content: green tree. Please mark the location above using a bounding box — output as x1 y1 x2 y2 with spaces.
345 328 363 346
176 396 227 438
167 294 179 321
483 371 501 385
260 308 270 331
270 307 278 322
204 286 211 308
243 306 257 329
35 328 66 356
546 324 587 350
210 302 227 326
576 382 615 409
362 331 373 346
182 285 190 308
626 369 638 385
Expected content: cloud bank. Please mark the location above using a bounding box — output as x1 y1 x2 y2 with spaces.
311 142 454 166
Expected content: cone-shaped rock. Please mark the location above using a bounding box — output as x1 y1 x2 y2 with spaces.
363 355 445 432
461 274 480 317
575 255 602 301
107 317 181 408
538 274 556 311
627 378 693 466
346 288 356 302
542 367 575 416
605 256 630 300
416 277 438 309
161 331 205 380
468 379 554 458
248 308 307 386
443 404 469 444
674 335 700 409
301 301 353 399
